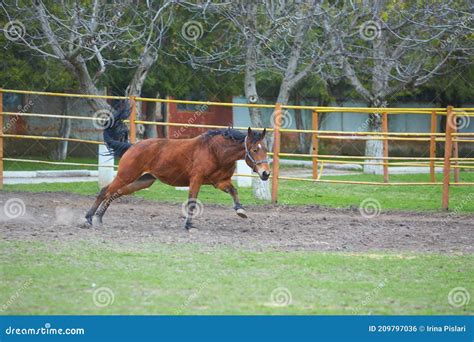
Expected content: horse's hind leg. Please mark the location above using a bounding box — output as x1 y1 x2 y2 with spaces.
93 174 156 224
85 185 109 225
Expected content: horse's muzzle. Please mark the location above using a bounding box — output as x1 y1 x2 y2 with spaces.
260 170 270 181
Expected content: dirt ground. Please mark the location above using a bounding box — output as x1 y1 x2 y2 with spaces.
1 191 473 253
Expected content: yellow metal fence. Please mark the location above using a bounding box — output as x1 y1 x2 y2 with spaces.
0 88 473 209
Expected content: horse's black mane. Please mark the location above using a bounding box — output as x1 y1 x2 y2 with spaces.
204 128 262 143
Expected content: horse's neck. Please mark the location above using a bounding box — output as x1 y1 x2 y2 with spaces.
212 138 245 164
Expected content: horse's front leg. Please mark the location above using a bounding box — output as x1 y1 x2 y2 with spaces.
184 177 203 230
217 180 247 219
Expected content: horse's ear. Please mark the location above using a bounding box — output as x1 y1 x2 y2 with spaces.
247 127 253 138
260 128 266 140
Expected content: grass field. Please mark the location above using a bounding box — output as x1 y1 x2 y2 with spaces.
2 171 473 315
5 172 474 212
0 156 443 171
4 157 108 171
1 241 472 315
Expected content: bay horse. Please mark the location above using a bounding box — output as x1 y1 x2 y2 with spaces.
85 114 271 229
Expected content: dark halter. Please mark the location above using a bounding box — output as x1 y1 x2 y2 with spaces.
244 135 269 166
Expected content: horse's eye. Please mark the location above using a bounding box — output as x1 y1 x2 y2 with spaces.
253 149 258 153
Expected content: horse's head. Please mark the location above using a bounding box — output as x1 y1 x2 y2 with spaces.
245 127 271 181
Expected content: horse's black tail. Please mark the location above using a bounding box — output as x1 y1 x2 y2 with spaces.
103 103 133 158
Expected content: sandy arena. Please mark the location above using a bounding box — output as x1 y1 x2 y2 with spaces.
1 191 473 253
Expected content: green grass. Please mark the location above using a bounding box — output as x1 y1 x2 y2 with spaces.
3 170 473 315
4 172 474 212
4 156 115 171
1 241 472 315
2 156 452 171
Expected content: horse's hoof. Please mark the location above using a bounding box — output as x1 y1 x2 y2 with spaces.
85 215 93 225
188 227 199 234
236 208 248 219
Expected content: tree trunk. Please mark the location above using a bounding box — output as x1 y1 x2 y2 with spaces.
245 99 271 201
364 113 383 174
56 117 71 161
125 50 158 141
248 108 271 201
276 80 291 105
364 15 387 175
244 33 271 201
52 98 71 161
144 91 160 139
70 56 110 113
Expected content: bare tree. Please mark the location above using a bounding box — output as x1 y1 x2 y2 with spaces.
322 0 473 173
248 0 333 199
261 1 333 105
175 1 272 199
1 0 175 142
177 0 334 200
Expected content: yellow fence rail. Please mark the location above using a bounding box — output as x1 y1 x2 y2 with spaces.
0 88 472 210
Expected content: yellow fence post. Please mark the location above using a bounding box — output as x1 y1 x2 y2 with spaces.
442 106 455 210
312 110 319 180
429 111 437 183
271 103 282 204
382 111 389 183
129 96 137 144
0 88 3 190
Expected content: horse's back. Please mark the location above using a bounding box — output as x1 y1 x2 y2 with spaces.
121 136 204 186
126 136 199 154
